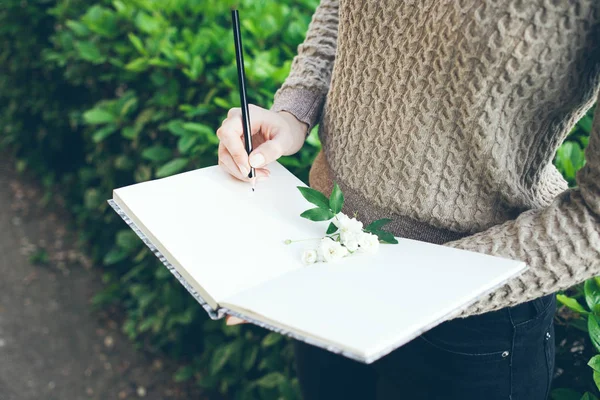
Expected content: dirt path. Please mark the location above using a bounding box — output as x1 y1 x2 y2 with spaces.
0 156 203 400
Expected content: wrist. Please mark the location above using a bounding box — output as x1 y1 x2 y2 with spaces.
278 111 309 139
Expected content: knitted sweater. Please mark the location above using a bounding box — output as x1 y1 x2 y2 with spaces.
270 0 600 318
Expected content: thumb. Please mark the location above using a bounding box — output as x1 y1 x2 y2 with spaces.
226 315 247 326
248 135 288 168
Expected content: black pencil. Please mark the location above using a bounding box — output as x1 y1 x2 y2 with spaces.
231 9 256 191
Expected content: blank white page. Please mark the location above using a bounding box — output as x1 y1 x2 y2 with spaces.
113 162 328 305
221 238 525 362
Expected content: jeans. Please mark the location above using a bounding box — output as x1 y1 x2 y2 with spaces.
294 294 556 400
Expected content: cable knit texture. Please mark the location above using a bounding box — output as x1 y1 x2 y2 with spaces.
271 0 600 319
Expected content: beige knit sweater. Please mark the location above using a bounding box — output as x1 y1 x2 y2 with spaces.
270 0 600 318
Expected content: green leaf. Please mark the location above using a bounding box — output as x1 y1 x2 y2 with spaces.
254 372 285 389
594 371 600 393
119 97 138 117
297 186 330 209
191 55 205 78
326 222 338 234
83 109 116 125
300 208 334 222
550 388 582 400
91 125 118 143
581 393 599 400
121 127 137 140
182 122 213 136
329 182 344 214
588 314 600 353
370 230 399 244
557 294 589 315
128 33 147 55
135 11 161 34
173 365 194 382
142 145 172 162
103 248 127 265
81 5 118 38
178 134 197 154
166 120 187 136
210 342 236 375
84 188 102 210
125 58 149 72
569 317 589 333
66 20 89 36
578 115 594 133
156 158 188 178
365 218 393 232
589 355 600 373
243 346 259 372
261 332 281 348
116 230 139 251
214 97 230 108
585 279 600 314
74 41 105 63
174 49 191 65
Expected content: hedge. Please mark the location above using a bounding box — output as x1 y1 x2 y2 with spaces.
0 1 596 399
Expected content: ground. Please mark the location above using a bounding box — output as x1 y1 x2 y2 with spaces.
0 155 204 400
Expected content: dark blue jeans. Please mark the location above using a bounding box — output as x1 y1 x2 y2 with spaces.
294 294 556 400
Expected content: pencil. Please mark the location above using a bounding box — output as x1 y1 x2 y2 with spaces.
231 9 256 191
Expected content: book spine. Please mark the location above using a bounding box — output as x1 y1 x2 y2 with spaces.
107 200 225 320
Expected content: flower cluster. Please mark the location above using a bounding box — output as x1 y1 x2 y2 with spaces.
302 213 381 265
289 183 397 265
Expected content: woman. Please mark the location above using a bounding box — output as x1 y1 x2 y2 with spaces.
217 1 600 399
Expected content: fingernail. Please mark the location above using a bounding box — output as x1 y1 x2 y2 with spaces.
249 153 265 168
226 316 245 326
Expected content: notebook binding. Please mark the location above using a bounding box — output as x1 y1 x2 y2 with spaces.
108 200 225 320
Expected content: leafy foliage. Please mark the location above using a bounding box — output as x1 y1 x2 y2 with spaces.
551 101 598 400
1 0 318 398
554 278 600 399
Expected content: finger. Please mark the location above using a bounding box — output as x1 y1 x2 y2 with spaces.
219 159 247 183
227 107 241 118
219 144 249 180
226 315 247 326
219 144 271 180
217 105 276 172
217 121 251 176
248 134 291 168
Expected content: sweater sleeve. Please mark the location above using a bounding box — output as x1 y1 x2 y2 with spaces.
269 0 339 132
445 89 600 318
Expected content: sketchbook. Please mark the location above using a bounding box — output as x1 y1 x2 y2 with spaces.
108 161 527 364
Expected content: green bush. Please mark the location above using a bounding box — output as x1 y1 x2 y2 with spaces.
2 0 319 398
0 0 596 398
0 0 89 187
552 105 599 400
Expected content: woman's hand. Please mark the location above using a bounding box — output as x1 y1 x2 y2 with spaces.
217 105 308 181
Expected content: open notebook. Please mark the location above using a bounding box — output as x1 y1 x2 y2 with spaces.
108 161 526 364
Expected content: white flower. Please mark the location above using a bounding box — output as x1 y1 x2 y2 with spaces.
358 232 380 254
302 249 318 265
318 237 349 262
333 213 363 234
340 230 360 252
